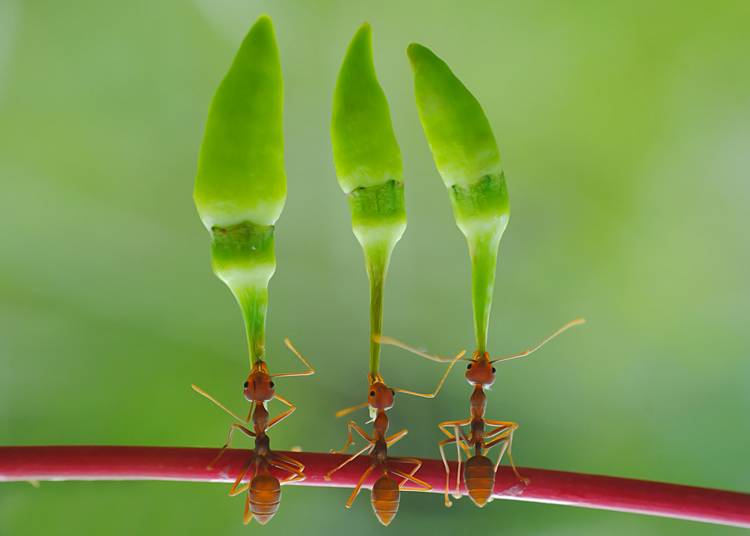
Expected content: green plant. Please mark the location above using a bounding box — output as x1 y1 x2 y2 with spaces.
408 44 509 354
332 23 406 376
194 16 285 365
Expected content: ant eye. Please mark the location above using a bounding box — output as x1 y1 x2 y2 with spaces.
369 390 375 397
243 381 248 388
467 363 472 369
492 367 496 373
269 382 275 388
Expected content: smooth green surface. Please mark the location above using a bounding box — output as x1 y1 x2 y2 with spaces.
333 24 405 375
410 45 510 352
408 43 501 189
195 15 285 229
196 16 284 364
1 1 749 535
332 23 403 193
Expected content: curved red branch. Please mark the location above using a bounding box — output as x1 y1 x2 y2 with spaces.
1 446 748 528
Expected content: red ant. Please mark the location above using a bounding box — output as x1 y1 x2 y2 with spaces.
192 338 314 524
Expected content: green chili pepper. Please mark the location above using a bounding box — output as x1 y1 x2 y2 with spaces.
332 24 406 376
408 43 509 354
194 15 285 365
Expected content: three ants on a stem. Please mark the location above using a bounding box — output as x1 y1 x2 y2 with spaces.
191 319 583 525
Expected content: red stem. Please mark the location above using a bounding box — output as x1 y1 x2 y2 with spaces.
1 446 748 528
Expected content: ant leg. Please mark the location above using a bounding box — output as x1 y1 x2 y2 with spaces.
209 423 255 468
274 452 305 474
394 351 465 399
324 443 373 481
438 438 455 506
393 457 431 492
191 384 247 424
453 425 465 499
269 458 305 483
270 338 316 378
484 428 528 484
391 468 431 492
266 394 296 431
228 456 254 496
243 494 253 525
333 420 373 454
385 428 408 447
483 419 521 477
345 465 375 508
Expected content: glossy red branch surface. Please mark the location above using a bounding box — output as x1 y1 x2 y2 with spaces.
1 446 748 528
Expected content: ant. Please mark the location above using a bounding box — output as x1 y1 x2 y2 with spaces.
192 338 314 524
324 352 464 525
379 318 584 507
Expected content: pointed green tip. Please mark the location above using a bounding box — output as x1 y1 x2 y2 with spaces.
332 24 402 193
194 13 285 229
406 42 430 67
408 43 501 188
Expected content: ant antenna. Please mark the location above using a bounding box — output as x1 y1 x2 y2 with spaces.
491 318 586 364
270 338 316 378
335 401 369 419
191 384 247 424
394 351 465 399
376 335 468 363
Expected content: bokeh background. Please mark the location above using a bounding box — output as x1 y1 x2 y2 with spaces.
1 1 749 534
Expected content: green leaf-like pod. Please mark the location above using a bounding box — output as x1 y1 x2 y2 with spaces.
333 24 406 375
194 15 285 365
408 43 509 353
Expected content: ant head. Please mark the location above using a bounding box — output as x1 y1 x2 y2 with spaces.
243 363 275 402
465 352 496 387
368 381 395 411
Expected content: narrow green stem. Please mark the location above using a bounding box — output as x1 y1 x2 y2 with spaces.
236 286 268 364
365 244 390 376
467 233 501 354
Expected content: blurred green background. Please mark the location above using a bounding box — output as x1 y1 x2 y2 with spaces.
1 1 749 534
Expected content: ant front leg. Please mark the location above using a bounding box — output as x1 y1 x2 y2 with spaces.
266 394 296 431
385 428 408 447
333 420 373 454
209 423 255 468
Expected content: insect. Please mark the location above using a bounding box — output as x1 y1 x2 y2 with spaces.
379 318 584 507
192 337 315 524
324 351 464 526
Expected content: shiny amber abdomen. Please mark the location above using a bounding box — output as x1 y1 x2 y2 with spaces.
464 455 495 507
249 473 282 525
371 475 400 526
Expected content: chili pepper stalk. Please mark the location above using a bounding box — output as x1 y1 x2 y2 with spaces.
408 43 509 354
332 24 406 376
194 15 285 365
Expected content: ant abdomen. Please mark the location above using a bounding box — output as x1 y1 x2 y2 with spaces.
371 475 400 527
464 455 495 507
249 473 282 525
